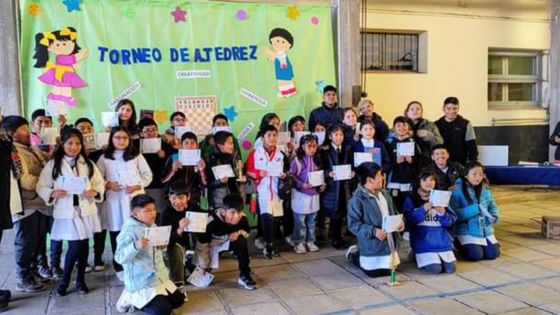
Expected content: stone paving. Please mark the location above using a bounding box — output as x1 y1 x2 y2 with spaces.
1 185 559 315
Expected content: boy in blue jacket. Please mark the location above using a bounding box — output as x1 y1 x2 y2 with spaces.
346 162 403 278
115 194 185 315
403 171 457 274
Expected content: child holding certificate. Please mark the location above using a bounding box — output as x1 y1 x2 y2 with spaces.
321 124 353 250
115 194 185 314
97 127 153 281
290 134 325 253
385 116 419 213
246 124 289 259
206 131 244 210
36 128 105 296
161 132 207 206
159 181 205 289
352 119 391 174
403 171 457 274
450 162 500 261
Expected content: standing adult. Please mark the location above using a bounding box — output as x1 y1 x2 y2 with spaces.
357 99 389 142
435 97 478 165
309 85 344 131
0 127 17 311
404 101 443 164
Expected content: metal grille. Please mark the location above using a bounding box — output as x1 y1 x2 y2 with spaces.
361 32 419 72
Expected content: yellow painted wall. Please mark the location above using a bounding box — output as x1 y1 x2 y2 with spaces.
363 8 550 127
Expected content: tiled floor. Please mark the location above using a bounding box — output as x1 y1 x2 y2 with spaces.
1 185 559 314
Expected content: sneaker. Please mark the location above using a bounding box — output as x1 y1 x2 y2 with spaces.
254 237 265 250
15 277 44 293
51 266 64 279
116 271 125 282
237 274 257 290
294 243 306 254
345 245 359 262
56 283 68 297
174 282 186 294
332 239 350 250
37 265 52 281
0 290 11 303
84 264 93 273
285 235 295 247
93 264 105 272
263 244 279 260
306 242 319 252
75 282 89 295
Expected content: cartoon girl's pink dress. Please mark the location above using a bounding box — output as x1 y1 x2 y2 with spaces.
38 54 87 87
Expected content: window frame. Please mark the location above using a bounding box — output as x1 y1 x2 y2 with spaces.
361 30 423 73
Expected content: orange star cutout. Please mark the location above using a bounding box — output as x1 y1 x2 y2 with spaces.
287 5 300 20
28 3 41 16
154 110 168 125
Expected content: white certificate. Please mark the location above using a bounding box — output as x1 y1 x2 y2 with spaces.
178 149 201 166
308 170 325 187
429 189 452 208
101 112 119 128
212 126 231 134
144 226 171 247
95 132 110 149
382 214 404 233
184 211 208 233
140 138 161 154
40 127 59 145
175 126 192 139
211 164 235 180
270 199 284 217
83 134 96 151
294 131 311 146
333 164 352 181
117 170 140 186
187 266 215 288
278 132 291 145
313 132 326 145
60 176 88 195
397 142 415 157
354 152 373 167
45 101 67 117
266 161 284 177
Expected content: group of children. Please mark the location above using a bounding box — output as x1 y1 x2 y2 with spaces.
0 86 501 314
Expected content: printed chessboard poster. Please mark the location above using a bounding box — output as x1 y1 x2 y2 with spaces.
175 96 217 136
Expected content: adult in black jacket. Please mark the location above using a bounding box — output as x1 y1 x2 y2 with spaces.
357 99 390 143
0 128 15 310
308 85 344 131
435 97 478 164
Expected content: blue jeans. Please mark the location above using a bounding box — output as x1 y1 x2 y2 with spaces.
14 211 41 280
421 261 456 274
292 212 317 244
460 239 500 261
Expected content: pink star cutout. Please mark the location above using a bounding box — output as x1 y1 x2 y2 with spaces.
171 6 187 23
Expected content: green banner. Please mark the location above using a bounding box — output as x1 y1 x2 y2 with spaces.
19 0 336 149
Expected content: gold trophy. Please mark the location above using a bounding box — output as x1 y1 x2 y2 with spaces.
236 159 246 183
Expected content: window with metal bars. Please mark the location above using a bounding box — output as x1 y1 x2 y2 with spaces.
361 32 419 72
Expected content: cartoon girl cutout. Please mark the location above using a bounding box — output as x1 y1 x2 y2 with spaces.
265 28 297 98
33 27 88 107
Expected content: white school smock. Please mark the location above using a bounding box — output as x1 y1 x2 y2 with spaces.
359 192 400 270
97 151 153 231
116 279 178 312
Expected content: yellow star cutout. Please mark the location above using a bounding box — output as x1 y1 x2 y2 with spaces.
287 5 300 20
153 110 168 125
28 3 41 16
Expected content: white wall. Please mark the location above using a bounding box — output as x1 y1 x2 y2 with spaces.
362 5 550 127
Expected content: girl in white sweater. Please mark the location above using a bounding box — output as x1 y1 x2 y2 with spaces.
37 128 105 296
97 127 152 280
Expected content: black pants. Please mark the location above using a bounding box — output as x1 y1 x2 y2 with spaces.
93 230 106 266
14 211 41 280
229 236 250 276
390 190 410 214
281 198 293 237
109 231 123 272
35 212 51 269
260 213 274 244
50 239 63 268
141 290 185 315
60 239 89 286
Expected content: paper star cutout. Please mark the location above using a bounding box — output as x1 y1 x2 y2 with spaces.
154 110 168 125
224 106 238 122
121 7 135 19
62 0 81 12
287 5 300 20
315 80 327 93
171 6 187 23
28 3 41 16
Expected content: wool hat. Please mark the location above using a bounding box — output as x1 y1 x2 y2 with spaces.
0 116 28 133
